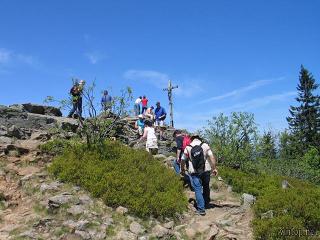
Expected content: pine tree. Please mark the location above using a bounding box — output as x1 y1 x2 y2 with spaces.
260 131 277 159
287 65 320 151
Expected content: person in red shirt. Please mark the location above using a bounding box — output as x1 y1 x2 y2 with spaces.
141 95 148 114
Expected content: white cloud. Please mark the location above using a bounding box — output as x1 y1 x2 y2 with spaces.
0 48 12 64
85 51 106 64
192 91 296 121
198 77 284 104
124 69 203 97
123 69 169 89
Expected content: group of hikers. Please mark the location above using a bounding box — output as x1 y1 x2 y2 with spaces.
67 80 113 118
67 81 218 216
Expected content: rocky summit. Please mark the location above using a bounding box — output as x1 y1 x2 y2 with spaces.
0 104 253 240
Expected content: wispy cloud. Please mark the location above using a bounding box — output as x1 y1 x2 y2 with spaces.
193 91 296 121
198 77 284 104
0 48 12 64
85 51 106 64
123 69 169 88
0 48 39 73
123 69 203 97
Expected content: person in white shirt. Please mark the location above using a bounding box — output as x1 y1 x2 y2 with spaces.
139 120 158 155
134 96 142 116
181 135 218 216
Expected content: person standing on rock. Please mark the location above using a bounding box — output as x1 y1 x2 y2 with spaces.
101 90 112 113
68 80 85 118
135 114 145 137
144 106 154 121
181 134 218 216
154 102 167 141
141 95 148 114
134 96 142 116
139 119 158 155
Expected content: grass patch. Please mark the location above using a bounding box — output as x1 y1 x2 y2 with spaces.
220 166 320 239
48 140 187 218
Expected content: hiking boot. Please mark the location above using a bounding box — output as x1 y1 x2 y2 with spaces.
196 209 206 216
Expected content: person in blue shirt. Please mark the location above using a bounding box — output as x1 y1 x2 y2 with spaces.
154 101 167 141
101 90 112 112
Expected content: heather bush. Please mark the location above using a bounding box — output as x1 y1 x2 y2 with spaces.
219 166 320 239
48 140 187 218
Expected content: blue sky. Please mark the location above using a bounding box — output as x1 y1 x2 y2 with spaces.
0 0 319 132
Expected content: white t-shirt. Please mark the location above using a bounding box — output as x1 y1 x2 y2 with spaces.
182 139 213 174
135 98 142 104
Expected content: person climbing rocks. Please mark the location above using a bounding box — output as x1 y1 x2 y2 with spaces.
181 134 218 216
101 90 112 112
144 106 154 121
68 79 85 118
134 96 142 116
173 130 191 174
154 101 167 141
173 130 193 189
139 119 158 155
141 95 148 114
135 114 145 136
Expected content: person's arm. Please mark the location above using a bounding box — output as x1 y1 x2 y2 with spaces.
160 108 167 119
135 121 138 129
180 151 188 175
207 149 218 176
140 127 147 140
176 149 181 163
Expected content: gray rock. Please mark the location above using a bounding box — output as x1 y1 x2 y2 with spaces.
67 205 85 216
153 154 167 159
151 225 170 238
48 192 74 208
7 125 23 139
10 103 62 117
63 220 90 231
0 136 13 144
79 194 93 205
75 230 91 240
116 206 128 215
19 229 37 239
130 221 145 235
116 230 137 240
206 224 219 239
163 221 174 229
242 193 256 208
138 236 149 240
40 181 62 192
261 210 274 219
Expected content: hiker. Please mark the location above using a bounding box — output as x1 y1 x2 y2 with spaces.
172 130 191 174
181 135 218 216
154 102 167 140
139 119 158 155
134 96 142 116
135 114 145 136
101 90 112 112
144 106 154 121
141 95 148 114
68 80 85 118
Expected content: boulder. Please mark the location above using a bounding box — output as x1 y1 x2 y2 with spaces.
10 103 62 117
130 221 145 235
242 193 256 208
151 225 170 238
116 230 137 240
116 206 128 215
48 192 75 208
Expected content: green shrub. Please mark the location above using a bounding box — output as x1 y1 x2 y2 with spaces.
40 138 71 155
219 166 320 239
48 140 187 218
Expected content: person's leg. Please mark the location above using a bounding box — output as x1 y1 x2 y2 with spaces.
68 102 77 117
201 171 211 207
77 98 83 117
134 104 138 116
190 175 205 213
173 160 180 175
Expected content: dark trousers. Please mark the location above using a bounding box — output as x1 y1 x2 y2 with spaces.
141 106 147 114
68 98 82 117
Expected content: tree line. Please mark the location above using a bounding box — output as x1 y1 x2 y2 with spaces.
201 65 320 184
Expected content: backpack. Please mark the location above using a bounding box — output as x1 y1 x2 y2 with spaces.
188 142 205 174
182 135 191 150
70 86 79 96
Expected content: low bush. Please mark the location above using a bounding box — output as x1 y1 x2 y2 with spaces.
219 166 320 239
48 140 187 218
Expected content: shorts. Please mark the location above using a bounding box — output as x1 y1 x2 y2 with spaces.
154 120 164 127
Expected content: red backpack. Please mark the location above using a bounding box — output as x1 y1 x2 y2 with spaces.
182 135 191 150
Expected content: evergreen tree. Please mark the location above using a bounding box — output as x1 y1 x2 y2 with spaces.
287 65 320 151
260 131 277 160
